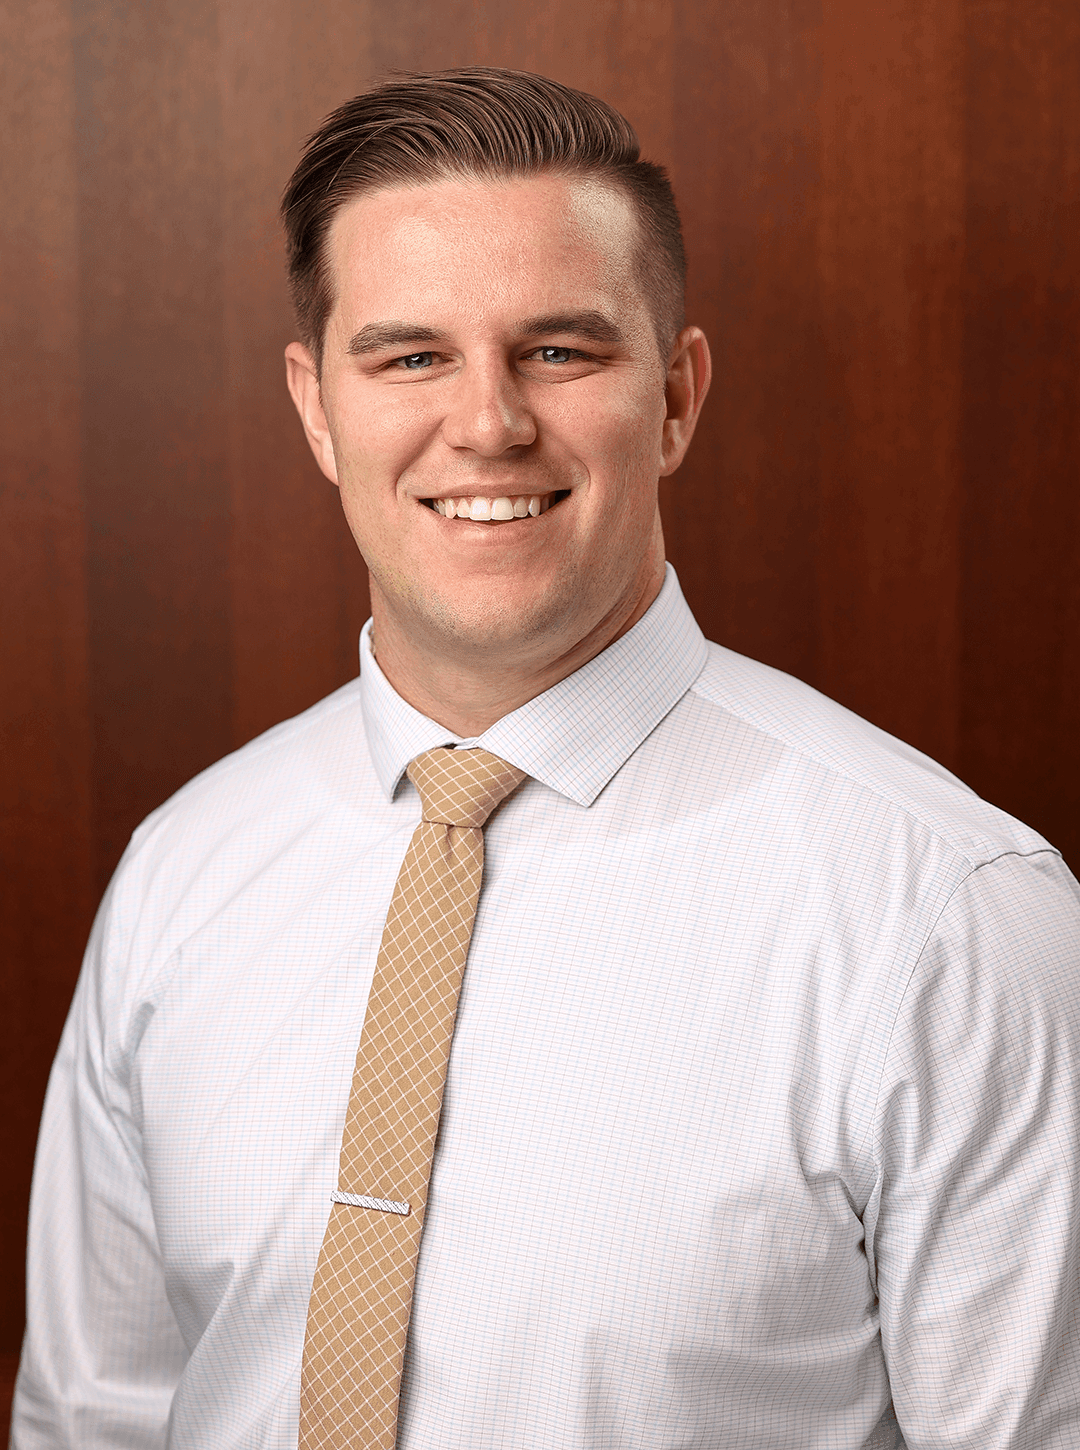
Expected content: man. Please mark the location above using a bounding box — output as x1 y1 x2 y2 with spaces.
13 68 1080 1449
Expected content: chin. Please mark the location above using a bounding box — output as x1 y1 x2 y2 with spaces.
420 582 576 654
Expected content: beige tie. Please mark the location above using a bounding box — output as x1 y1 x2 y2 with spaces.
299 746 527 1450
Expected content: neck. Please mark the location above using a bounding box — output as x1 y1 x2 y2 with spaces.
368 562 665 739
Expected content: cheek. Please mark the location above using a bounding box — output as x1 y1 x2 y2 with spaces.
332 392 434 481
592 413 666 504
554 389 663 481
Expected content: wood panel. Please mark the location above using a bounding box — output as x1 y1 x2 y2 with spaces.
76 0 235 893
220 0 375 749
1 0 93 1376
958 0 1080 860
2 2 1078 1420
668 1 824 684
816 0 966 765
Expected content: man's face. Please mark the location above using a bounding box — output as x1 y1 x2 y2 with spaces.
287 172 705 675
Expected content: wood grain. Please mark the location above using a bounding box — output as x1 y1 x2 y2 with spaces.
0 0 93 1363
958 0 1080 854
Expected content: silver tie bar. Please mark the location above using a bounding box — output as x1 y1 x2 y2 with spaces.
331 1189 411 1216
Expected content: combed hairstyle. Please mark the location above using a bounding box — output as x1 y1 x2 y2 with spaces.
281 67 687 371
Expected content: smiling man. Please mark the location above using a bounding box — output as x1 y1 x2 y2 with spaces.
14 68 1080 1450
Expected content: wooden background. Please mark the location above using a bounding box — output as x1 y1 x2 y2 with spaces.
2 0 1078 1425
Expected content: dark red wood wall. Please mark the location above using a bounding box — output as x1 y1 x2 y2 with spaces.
3 0 1078 1424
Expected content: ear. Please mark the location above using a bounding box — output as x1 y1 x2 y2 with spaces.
659 326 712 477
285 342 340 486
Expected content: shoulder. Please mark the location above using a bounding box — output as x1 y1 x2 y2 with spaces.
121 673 371 866
135 674 368 841
682 640 1053 871
89 676 380 1004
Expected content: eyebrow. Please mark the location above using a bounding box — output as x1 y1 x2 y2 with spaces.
515 311 625 345
346 323 444 356
345 309 625 357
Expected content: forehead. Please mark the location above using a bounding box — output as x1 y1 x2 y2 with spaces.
323 173 648 329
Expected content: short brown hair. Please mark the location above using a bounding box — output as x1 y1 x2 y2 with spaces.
281 67 686 371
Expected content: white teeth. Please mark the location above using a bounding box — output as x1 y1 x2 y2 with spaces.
434 493 555 519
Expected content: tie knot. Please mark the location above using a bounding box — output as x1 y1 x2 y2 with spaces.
407 747 527 828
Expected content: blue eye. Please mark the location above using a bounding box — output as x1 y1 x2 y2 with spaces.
400 353 433 369
540 347 573 363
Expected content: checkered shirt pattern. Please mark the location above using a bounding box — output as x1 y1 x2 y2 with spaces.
298 747 527 1450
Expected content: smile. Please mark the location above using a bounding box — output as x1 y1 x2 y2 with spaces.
426 492 567 522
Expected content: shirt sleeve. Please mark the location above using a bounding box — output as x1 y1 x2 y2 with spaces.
870 849 1080 1449
11 886 189 1449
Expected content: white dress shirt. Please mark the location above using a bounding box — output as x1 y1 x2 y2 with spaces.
13 567 1080 1449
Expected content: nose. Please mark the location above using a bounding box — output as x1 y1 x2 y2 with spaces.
440 358 537 455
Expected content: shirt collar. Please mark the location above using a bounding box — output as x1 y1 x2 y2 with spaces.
360 563 708 807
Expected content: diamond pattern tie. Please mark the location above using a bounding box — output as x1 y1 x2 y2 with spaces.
299 746 527 1450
